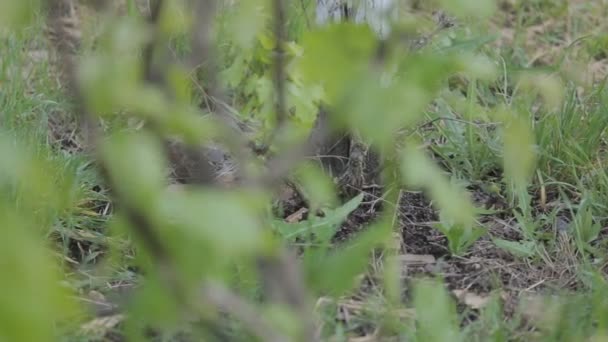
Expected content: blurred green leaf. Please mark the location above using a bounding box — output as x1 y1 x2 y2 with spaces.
307 220 391 296
339 73 431 148
413 278 461 342
499 108 537 191
158 188 266 259
95 16 150 55
158 0 191 37
401 142 476 227
438 0 496 19
519 73 565 110
0 134 74 223
297 23 376 103
122 278 183 340
166 64 193 105
455 53 498 81
101 131 166 210
78 54 147 114
263 304 301 337
0 210 79 342
77 18 153 114
294 163 338 209
0 0 39 30
572 198 602 254
226 0 269 50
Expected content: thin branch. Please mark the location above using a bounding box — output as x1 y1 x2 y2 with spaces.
202 282 289 342
271 0 288 140
298 0 312 29
141 0 164 84
257 251 319 342
46 0 98 152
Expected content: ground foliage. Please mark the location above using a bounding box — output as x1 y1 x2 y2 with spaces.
2 0 608 341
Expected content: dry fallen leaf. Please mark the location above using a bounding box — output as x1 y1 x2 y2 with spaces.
452 289 491 310
87 290 106 303
398 254 436 265
285 207 308 223
80 314 125 336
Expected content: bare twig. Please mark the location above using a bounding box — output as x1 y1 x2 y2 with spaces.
202 282 289 342
142 0 164 83
46 0 99 152
257 251 319 342
298 0 312 29
263 0 289 150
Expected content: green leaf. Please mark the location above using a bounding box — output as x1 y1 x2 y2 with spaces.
315 193 364 243
287 81 322 128
158 0 192 36
434 220 486 255
262 304 301 337
122 278 182 340
499 108 537 191
78 54 148 114
0 134 74 223
0 0 39 30
454 53 498 81
227 0 269 50
413 278 462 342
273 193 363 244
307 220 391 296
401 142 475 227
0 210 79 342
340 74 432 148
166 64 193 105
220 53 249 88
578 208 601 244
437 0 496 19
158 188 266 259
493 238 535 258
297 23 376 103
459 226 487 252
77 18 153 114
294 163 338 209
101 132 166 210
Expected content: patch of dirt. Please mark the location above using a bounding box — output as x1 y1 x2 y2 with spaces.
398 190 581 292
308 181 588 340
